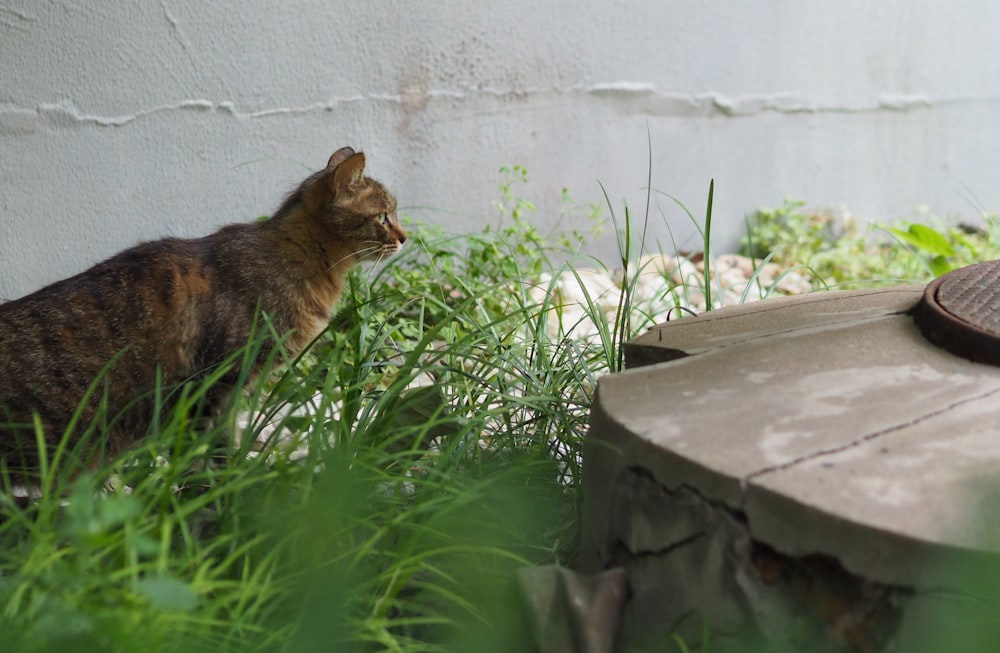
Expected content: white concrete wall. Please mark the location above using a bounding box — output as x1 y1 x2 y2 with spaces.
3 1 1000 299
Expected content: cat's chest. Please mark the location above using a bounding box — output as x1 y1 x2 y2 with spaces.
287 313 330 355
272 278 342 355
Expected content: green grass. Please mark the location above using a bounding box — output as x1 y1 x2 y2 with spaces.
2 171 998 652
0 203 618 652
741 199 1000 287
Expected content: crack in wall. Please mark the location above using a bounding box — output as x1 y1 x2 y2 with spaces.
607 465 912 650
745 384 1000 483
589 85 1000 117
607 466 748 564
158 0 190 53
612 529 707 560
608 463 1000 649
3 86 1000 133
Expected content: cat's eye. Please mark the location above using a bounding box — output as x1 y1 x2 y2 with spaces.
378 212 391 227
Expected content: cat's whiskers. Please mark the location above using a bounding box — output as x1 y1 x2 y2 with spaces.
327 245 380 272
354 239 402 281
367 253 386 283
353 244 383 259
359 239 401 258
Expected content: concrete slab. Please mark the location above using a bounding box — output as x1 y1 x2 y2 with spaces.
582 286 1000 648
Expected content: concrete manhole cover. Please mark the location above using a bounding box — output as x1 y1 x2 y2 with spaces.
917 259 1000 365
584 284 1000 651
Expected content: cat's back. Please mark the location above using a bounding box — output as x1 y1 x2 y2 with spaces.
0 236 218 430
0 236 214 343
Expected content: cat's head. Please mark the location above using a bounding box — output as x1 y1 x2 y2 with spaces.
296 147 406 263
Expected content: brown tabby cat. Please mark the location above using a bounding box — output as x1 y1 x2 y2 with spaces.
0 146 405 482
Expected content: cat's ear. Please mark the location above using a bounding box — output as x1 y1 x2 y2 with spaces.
331 152 366 196
327 147 356 170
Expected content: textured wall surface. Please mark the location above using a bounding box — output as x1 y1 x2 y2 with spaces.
3 1 1000 298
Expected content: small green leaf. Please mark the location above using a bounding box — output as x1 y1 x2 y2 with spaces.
911 224 956 256
889 224 956 257
929 255 954 277
135 575 200 612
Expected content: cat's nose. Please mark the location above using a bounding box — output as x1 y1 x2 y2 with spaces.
397 231 407 245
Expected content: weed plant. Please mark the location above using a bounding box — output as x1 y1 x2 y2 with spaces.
742 200 1000 286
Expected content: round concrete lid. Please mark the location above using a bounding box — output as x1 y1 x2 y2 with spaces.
588 286 1000 590
589 286 1000 653
916 260 1000 365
